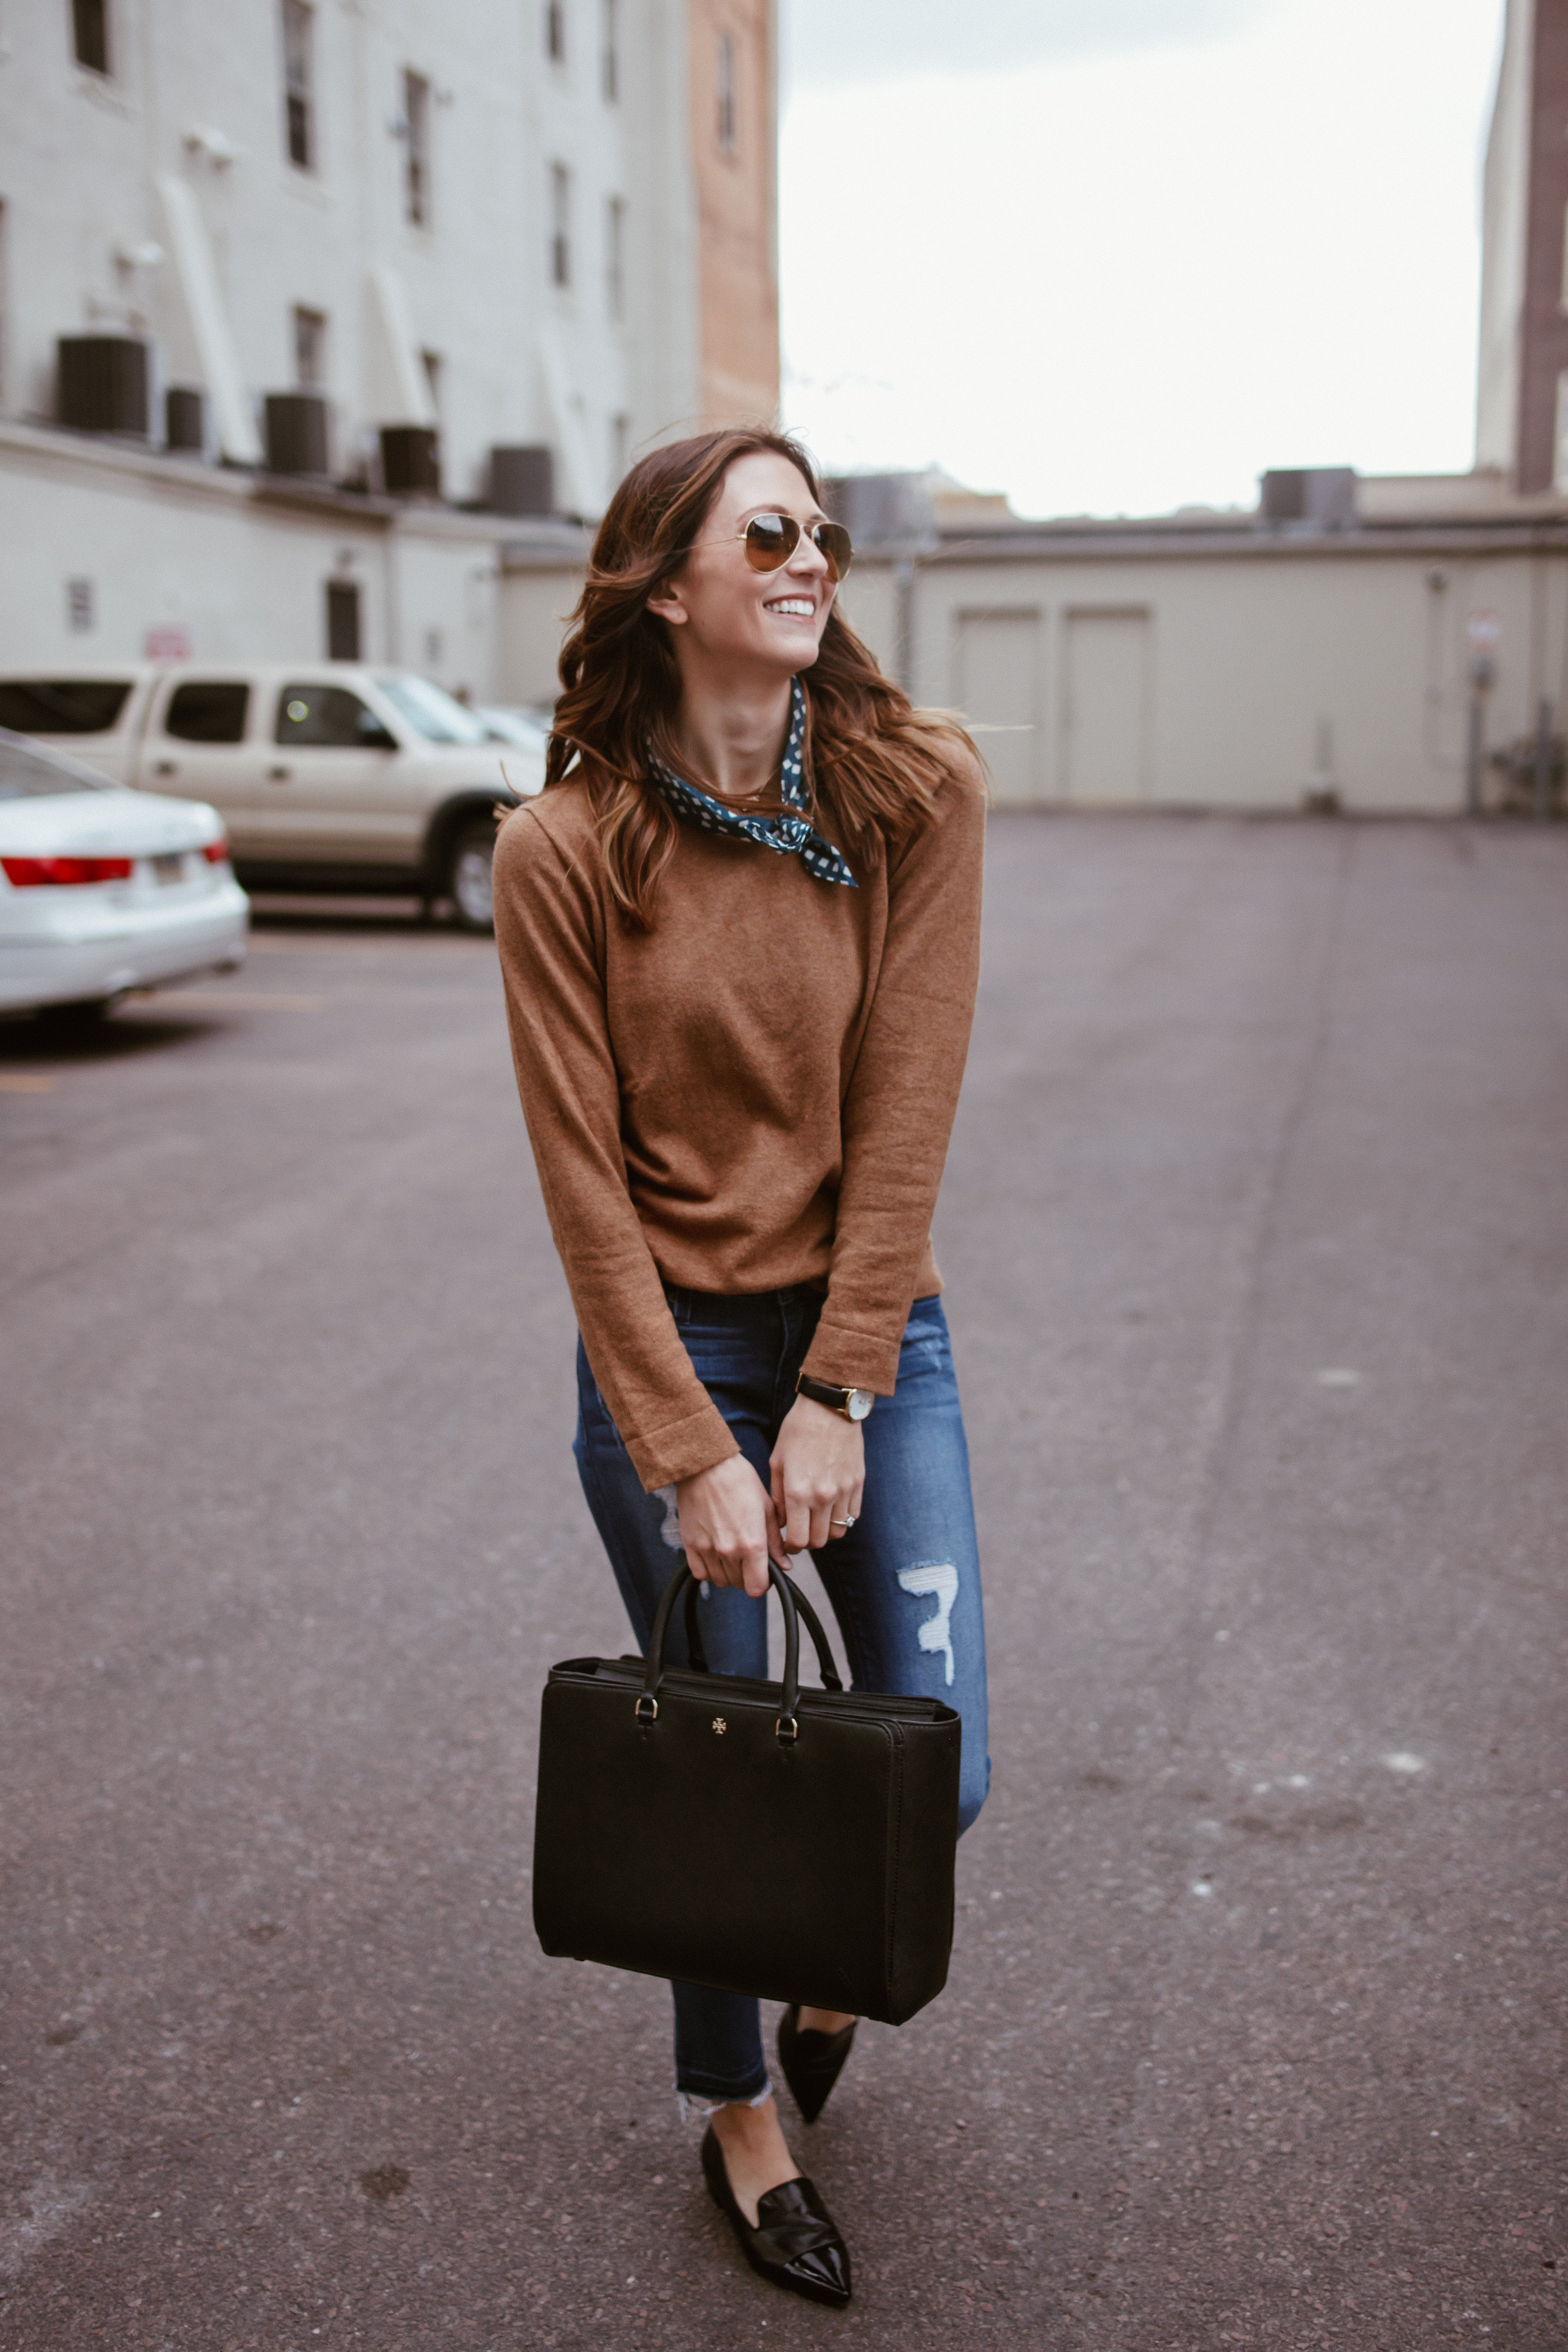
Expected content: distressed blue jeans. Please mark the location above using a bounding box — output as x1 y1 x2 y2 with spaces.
573 1282 991 2107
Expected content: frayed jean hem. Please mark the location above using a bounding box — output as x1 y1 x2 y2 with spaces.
676 2075 772 2125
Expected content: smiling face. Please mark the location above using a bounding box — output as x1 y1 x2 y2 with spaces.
645 450 837 678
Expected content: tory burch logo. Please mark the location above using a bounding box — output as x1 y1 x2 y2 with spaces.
712 1717 727 1735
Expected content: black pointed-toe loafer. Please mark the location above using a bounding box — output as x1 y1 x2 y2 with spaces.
700 2125 852 2308
777 2004 859 2125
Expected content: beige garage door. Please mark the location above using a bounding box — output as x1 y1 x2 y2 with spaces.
1064 608 1152 802
955 608 1041 803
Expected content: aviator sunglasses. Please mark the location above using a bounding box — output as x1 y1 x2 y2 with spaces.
730 511 854 583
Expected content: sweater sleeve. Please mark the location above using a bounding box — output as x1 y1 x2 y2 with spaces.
492 803 740 1491
801 749 986 1395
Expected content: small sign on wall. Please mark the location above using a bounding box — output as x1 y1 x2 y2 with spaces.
144 625 192 660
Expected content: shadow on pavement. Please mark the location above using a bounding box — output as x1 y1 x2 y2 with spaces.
0 1007 216 1066
246 891 446 934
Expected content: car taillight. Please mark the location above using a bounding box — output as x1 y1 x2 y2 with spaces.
202 837 230 864
1 855 135 887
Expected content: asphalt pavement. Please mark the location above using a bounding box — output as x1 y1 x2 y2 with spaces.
1 816 1564 2351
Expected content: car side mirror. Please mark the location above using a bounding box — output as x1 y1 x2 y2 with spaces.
359 720 398 751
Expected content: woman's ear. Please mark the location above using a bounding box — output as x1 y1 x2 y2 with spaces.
645 575 688 628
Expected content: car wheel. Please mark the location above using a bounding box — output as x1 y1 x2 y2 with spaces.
446 820 496 933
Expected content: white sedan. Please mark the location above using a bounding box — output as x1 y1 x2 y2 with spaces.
0 727 249 1021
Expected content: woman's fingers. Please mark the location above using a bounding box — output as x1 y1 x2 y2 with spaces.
676 1455 780 1595
764 1495 790 1575
770 1394 866 1552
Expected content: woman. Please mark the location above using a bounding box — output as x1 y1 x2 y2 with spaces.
493 427 989 2311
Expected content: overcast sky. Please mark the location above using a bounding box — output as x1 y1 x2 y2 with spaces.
778 0 1509 517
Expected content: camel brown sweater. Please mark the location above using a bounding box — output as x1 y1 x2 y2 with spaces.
492 754 985 1491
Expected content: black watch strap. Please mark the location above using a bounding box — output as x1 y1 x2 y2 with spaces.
795 1372 870 1419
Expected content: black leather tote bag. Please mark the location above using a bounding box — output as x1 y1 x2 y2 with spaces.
532 1561 962 2026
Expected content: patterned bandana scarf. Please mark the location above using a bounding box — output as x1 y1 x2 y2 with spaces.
645 676 858 889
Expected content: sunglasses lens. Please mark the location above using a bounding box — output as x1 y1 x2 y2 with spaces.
814 522 852 582
744 514 797 570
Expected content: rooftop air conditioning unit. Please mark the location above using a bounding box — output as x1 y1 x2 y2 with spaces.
823 472 937 548
264 392 330 476
1259 467 1358 530
489 443 555 516
165 385 205 455
380 424 441 496
57 336 150 437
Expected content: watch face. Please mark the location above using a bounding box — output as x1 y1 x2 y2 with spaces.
848 1389 872 1421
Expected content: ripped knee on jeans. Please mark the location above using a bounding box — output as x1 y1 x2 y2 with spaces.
897 1562 959 1688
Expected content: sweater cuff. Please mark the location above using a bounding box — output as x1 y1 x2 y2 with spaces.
626 1399 740 1492
801 1309 904 1398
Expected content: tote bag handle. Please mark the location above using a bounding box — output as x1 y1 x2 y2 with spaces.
682 1566 844 1693
638 1561 842 1741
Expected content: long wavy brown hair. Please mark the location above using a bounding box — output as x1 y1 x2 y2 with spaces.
546 427 970 929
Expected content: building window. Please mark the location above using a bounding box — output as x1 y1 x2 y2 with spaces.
71 0 109 74
601 0 618 101
326 580 362 660
403 70 430 225
606 195 625 322
716 32 737 153
66 577 95 633
293 306 326 389
421 349 442 413
282 0 314 171
550 163 571 289
546 0 565 62
611 412 629 482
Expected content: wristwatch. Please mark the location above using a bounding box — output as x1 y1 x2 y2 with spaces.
795 1371 874 1422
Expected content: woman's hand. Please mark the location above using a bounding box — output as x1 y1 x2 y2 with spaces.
676 1454 788 1598
770 1396 865 1555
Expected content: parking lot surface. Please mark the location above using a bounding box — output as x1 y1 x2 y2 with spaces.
1 818 1564 2350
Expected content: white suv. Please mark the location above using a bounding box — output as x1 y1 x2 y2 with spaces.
0 666 547 931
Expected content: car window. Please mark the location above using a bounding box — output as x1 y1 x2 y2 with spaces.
477 707 550 749
375 673 491 744
165 681 250 744
0 735 112 798
275 684 395 749
0 679 133 735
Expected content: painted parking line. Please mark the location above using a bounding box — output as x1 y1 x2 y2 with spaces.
139 990 325 1011
0 1072 56 1093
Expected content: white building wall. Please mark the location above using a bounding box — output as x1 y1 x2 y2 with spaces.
842 540 1568 815
0 0 701 497
0 0 706 690
0 415 529 700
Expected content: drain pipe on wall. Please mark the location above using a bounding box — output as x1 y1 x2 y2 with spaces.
382 517 402 668
894 554 917 695
1533 696 1554 819
1464 609 1499 816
